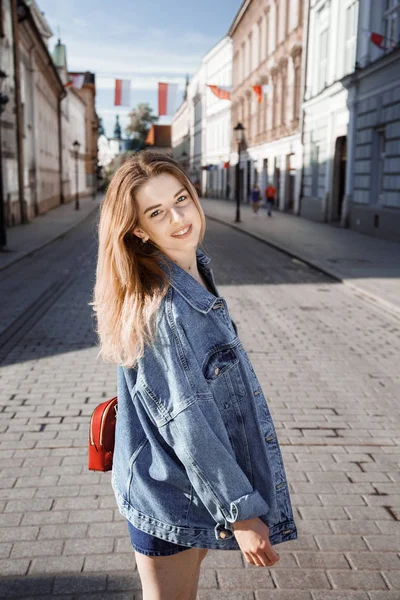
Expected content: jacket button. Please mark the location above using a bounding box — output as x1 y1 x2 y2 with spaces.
214 366 220 376
219 530 228 539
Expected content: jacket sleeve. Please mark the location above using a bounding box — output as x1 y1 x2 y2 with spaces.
137 311 271 536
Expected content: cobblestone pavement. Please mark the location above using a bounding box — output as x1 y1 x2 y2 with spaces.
200 197 400 316
0 210 399 599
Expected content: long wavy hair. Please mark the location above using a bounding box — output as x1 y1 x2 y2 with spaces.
92 150 206 368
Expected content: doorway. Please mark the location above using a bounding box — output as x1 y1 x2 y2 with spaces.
331 136 347 221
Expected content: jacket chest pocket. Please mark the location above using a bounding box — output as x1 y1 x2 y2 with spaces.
202 345 246 410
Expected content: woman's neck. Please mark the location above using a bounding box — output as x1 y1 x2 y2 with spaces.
165 248 199 277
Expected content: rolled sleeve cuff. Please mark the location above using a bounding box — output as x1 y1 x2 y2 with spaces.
226 489 270 524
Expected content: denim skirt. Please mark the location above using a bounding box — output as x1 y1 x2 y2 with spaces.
126 520 190 556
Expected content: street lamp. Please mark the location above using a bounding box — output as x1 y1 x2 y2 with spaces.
233 122 245 223
0 70 9 251
72 140 81 210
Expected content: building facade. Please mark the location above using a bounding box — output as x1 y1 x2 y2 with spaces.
0 0 19 227
52 41 89 203
301 0 359 225
171 37 232 197
342 0 400 241
230 0 304 210
202 37 232 199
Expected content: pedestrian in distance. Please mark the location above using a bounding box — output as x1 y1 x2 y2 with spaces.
250 183 261 216
265 182 276 216
92 150 297 600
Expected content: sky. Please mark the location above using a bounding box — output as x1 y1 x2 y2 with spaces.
38 0 243 138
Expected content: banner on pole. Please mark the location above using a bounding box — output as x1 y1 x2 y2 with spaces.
114 79 131 106
158 82 178 116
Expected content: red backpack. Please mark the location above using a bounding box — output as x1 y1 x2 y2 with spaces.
88 397 118 472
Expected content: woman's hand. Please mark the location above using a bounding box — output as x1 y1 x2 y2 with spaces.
232 517 280 567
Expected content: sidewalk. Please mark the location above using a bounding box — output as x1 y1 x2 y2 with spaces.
201 197 400 316
0 194 101 272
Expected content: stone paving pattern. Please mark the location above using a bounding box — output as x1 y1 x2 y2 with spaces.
0 206 399 599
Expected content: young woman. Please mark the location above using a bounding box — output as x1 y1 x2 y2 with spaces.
93 151 297 600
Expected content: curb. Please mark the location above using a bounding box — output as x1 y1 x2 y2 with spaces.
204 212 400 321
0 202 100 274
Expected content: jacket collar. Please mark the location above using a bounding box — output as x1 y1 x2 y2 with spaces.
157 247 218 313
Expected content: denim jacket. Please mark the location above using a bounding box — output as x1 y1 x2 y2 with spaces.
111 248 298 550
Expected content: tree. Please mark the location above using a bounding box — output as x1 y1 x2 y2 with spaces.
125 103 158 145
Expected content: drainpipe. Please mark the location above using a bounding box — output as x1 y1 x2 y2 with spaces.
298 0 311 216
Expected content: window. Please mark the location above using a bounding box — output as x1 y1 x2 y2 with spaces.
344 1 358 74
275 1 280 48
318 28 328 91
384 0 400 47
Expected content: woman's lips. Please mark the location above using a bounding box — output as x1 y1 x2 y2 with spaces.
171 224 192 238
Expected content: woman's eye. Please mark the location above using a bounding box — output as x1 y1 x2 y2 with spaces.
150 210 161 218
176 195 187 203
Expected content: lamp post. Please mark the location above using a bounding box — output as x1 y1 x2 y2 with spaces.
0 70 9 251
72 140 81 210
233 122 245 223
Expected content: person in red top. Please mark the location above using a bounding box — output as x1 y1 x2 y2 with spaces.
264 183 276 217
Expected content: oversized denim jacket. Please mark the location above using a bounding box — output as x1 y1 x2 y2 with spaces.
111 247 298 550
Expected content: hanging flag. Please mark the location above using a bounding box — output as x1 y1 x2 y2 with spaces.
65 74 85 89
253 85 262 103
158 82 178 116
361 29 396 50
252 84 271 103
207 85 231 100
114 79 131 106
370 31 386 49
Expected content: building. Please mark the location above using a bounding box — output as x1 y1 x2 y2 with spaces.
342 0 400 241
15 0 65 220
229 0 304 210
68 71 99 195
52 41 88 203
172 37 232 198
0 0 19 231
171 77 190 173
145 124 172 153
202 36 232 199
301 0 359 225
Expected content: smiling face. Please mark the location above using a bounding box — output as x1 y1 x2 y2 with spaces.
133 173 202 259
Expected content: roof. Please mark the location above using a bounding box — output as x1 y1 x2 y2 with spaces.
145 125 171 147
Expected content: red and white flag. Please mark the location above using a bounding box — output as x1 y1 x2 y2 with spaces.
114 79 131 106
158 82 178 116
207 85 231 100
65 73 85 89
252 85 271 103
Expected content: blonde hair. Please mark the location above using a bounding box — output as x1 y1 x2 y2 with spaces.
92 150 206 367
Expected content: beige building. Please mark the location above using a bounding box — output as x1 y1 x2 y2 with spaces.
69 72 99 195
229 0 304 211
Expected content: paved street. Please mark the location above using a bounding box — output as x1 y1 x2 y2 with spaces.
0 207 399 599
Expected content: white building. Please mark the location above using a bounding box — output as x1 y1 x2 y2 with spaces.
202 37 232 199
342 0 400 241
301 0 359 224
172 36 232 198
52 41 89 203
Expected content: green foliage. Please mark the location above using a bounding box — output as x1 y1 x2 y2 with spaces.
125 103 158 143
